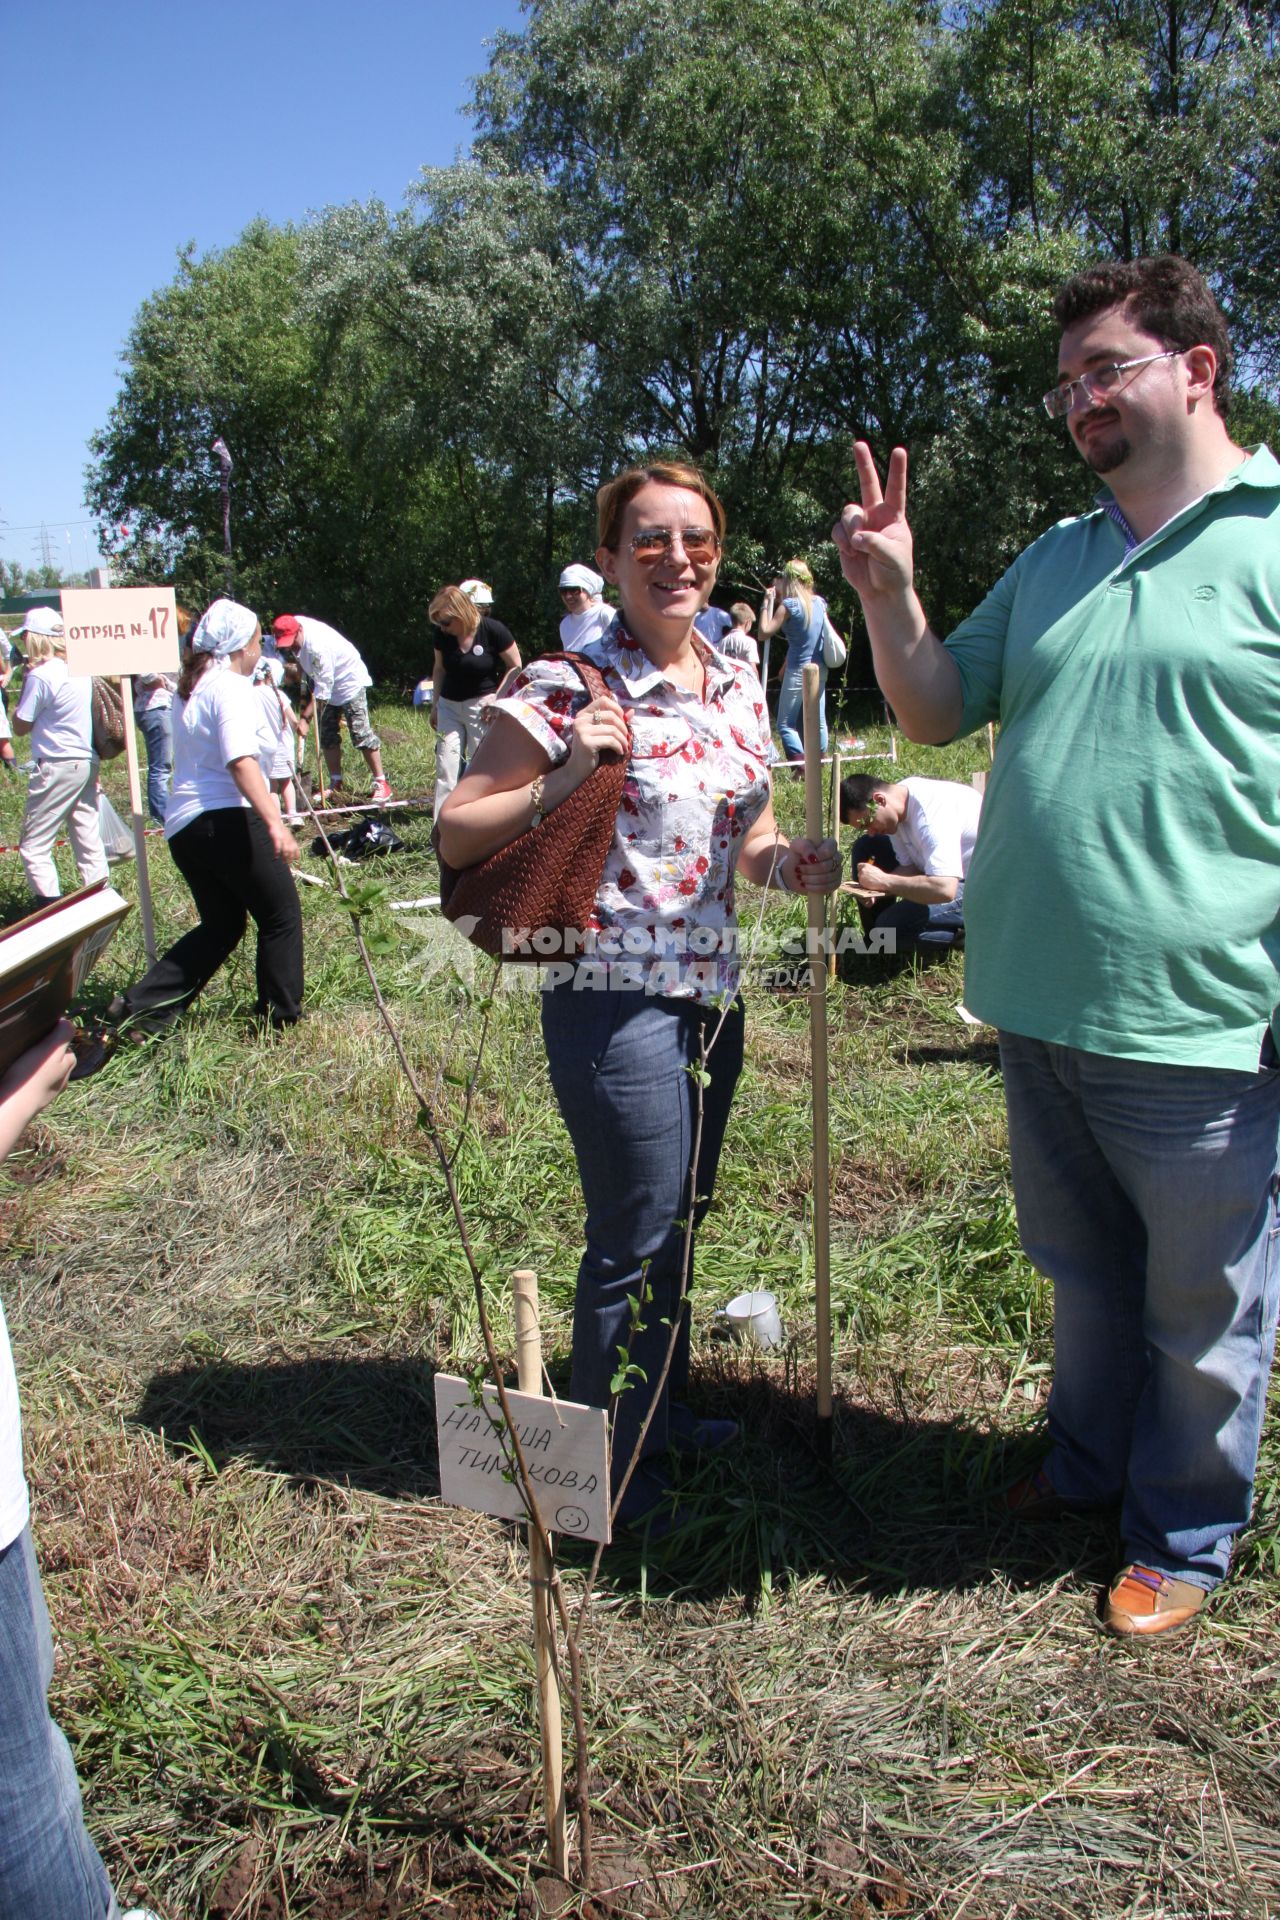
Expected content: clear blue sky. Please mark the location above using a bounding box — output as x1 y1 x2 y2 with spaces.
0 0 527 575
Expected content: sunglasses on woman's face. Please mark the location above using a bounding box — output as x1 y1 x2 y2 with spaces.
627 526 720 564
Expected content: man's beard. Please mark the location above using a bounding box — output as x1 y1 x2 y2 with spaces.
1081 430 1131 474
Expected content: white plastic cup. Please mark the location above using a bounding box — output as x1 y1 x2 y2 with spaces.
723 1288 785 1351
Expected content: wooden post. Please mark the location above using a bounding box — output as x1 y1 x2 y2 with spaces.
826 749 841 982
311 708 325 805
802 667 833 1458
986 721 996 762
512 1268 567 1876
119 675 157 964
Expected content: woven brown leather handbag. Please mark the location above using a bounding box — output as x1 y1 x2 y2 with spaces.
432 653 628 960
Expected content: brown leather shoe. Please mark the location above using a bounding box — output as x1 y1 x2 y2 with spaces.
1103 1563 1206 1638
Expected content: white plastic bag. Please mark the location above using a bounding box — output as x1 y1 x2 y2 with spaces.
98 791 135 863
821 613 848 670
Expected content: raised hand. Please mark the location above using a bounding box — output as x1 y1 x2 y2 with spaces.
831 442 915 601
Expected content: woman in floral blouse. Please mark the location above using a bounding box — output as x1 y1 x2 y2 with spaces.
437 463 840 1531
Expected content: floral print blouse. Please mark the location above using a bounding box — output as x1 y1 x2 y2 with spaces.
492 618 774 1001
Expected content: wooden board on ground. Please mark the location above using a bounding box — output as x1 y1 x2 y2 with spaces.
434 1374 610 1542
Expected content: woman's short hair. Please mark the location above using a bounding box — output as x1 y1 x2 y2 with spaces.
596 462 727 552
428 586 481 634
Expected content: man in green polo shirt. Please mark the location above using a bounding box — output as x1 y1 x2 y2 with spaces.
832 254 1280 1640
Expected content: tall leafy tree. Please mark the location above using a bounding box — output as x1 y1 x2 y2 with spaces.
88 0 1280 675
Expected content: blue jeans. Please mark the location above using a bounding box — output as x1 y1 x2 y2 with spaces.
998 1032 1280 1588
0 1527 118 1919
541 983 745 1480
137 706 172 824
776 661 827 763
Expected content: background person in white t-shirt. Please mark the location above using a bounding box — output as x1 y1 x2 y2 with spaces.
0 628 18 775
270 613 390 804
82 599 303 1062
11 609 108 909
557 564 613 648
718 600 761 673
0 1022 149 1918
253 653 303 821
839 773 982 951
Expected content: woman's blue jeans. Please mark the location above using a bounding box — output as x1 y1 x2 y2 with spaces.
137 706 172 824
998 1032 1280 1588
541 982 745 1482
0 1527 118 1918
776 661 827 763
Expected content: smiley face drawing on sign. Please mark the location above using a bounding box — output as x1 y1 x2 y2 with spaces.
555 1504 591 1535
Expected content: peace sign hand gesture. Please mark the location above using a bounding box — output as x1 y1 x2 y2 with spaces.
831 442 914 603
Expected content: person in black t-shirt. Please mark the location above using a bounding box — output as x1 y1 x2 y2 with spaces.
426 585 521 811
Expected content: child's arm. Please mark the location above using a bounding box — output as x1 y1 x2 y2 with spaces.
0 1021 76 1162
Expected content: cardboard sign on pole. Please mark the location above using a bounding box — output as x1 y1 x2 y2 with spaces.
62 589 179 967
61 587 180 679
434 1376 610 1543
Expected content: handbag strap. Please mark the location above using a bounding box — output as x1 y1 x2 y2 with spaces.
551 650 626 762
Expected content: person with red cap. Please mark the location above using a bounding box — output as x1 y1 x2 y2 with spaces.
270 613 390 804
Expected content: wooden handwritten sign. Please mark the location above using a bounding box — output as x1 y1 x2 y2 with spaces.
434 1375 610 1543
61 587 181 678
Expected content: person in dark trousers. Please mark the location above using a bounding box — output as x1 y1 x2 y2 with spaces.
81 598 302 1068
839 772 980 953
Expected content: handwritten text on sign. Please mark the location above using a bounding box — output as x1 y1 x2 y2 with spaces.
434 1375 611 1543
61 587 181 678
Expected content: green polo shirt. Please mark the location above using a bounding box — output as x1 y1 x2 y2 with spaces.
947 446 1280 1070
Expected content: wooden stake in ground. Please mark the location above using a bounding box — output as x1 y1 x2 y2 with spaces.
118 675 158 964
802 666 834 1458
826 748 841 982
311 708 325 804
512 1268 568 1876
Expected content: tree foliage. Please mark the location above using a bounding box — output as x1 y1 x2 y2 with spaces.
88 0 1280 683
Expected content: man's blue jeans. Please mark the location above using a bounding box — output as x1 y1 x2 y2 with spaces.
541 982 744 1480
776 661 827 764
137 706 172 825
998 1032 1280 1588
0 1527 118 1918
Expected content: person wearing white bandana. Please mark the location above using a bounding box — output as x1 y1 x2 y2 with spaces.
86 598 303 1056
557 564 613 649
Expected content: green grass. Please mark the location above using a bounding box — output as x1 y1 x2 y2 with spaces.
1 698 1277 1919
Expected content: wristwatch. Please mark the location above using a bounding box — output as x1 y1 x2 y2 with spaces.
529 774 547 828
